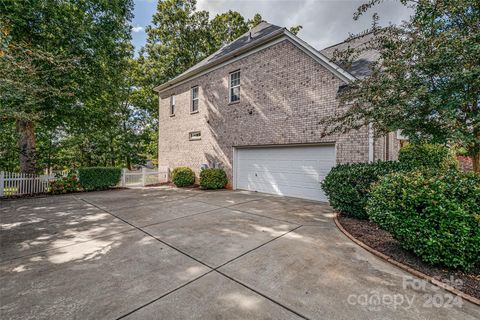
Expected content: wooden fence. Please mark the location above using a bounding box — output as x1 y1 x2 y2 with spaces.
120 167 169 187
0 171 55 197
0 167 170 198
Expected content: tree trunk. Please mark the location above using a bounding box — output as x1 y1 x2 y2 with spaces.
15 120 37 174
126 155 131 171
473 152 480 173
110 137 115 167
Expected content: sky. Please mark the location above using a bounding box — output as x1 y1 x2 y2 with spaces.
131 0 412 54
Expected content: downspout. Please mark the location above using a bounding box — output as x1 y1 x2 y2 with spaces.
368 123 374 162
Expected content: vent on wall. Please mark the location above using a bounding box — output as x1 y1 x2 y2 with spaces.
189 131 201 141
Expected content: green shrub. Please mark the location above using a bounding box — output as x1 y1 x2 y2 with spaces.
78 167 121 191
399 143 457 169
321 161 408 219
49 171 81 194
171 167 195 187
367 170 480 270
200 168 228 189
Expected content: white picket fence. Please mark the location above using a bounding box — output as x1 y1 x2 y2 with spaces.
0 171 55 197
0 167 170 197
120 167 169 187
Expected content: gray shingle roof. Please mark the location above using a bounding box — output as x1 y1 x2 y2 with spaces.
170 22 284 82
154 22 371 91
320 32 379 79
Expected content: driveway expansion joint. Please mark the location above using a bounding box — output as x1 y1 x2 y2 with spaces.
5 190 477 320
213 225 303 270
79 198 215 270
193 198 305 225
115 270 216 320
115 223 306 320
213 269 311 320
81 196 309 319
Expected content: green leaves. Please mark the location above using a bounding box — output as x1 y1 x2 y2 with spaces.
324 0 480 171
0 0 157 172
200 168 228 189
398 143 457 169
321 161 408 219
140 0 265 88
321 143 455 219
78 167 122 191
367 169 480 271
171 167 195 187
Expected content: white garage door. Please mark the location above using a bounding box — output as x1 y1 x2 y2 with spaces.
235 145 335 202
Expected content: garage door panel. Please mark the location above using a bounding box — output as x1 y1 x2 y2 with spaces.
236 145 335 202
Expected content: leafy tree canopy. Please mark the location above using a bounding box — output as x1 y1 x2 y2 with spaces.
140 0 302 88
323 0 480 171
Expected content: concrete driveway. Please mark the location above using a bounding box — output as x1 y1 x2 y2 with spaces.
1 188 478 319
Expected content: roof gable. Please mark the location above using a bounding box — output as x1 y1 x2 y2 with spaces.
154 22 359 92
179 22 283 77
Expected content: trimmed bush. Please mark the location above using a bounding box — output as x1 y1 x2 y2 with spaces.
321 161 408 219
200 168 228 189
78 167 121 191
367 170 480 270
399 143 457 169
171 167 195 187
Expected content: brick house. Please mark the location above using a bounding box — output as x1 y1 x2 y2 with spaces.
154 22 403 201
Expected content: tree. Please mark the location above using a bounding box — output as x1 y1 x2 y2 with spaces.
142 0 302 88
289 25 303 35
140 0 209 87
323 0 480 172
210 10 250 48
0 0 134 173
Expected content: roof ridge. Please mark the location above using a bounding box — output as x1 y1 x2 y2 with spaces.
320 29 375 51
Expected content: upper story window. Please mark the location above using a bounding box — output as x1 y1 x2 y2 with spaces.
229 70 240 103
191 86 199 113
170 95 175 116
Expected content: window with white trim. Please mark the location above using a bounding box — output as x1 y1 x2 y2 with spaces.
170 95 175 115
229 70 240 103
189 131 201 140
191 86 199 113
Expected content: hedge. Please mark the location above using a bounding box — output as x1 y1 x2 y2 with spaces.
321 161 407 219
171 167 195 187
321 143 457 219
367 170 480 271
200 168 228 189
78 167 122 191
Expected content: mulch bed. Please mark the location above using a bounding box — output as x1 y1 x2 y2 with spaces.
338 214 480 300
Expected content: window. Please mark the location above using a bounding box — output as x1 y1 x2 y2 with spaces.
170 95 175 116
189 131 201 141
229 70 240 103
191 86 199 113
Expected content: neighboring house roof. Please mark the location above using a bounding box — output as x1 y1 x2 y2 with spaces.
320 32 379 79
154 22 357 92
